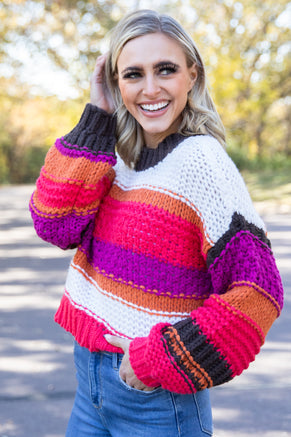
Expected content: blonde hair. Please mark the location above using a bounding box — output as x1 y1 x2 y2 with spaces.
105 9 225 167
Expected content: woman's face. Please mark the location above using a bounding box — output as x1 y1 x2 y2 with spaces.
117 32 197 148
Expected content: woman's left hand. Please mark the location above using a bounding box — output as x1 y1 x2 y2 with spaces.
104 335 155 391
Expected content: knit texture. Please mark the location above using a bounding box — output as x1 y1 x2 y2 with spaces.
30 104 283 394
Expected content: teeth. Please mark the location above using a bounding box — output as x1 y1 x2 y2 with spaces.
140 101 168 111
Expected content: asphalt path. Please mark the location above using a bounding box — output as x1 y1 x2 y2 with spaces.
0 185 290 437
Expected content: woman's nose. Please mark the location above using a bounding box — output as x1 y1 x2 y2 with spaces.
142 75 160 97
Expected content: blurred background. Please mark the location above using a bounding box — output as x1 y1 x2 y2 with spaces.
0 0 290 201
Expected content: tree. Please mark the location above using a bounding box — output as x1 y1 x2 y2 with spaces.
0 0 129 95
167 0 291 160
0 0 123 183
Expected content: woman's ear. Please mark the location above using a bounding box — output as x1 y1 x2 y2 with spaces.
188 64 198 91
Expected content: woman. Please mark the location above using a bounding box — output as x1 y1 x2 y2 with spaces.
30 9 283 437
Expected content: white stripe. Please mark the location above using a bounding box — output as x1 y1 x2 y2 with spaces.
115 135 265 243
65 263 189 338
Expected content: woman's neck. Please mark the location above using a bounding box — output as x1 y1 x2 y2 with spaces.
143 117 181 149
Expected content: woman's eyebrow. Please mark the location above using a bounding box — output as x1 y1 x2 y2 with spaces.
121 66 142 75
121 61 179 75
154 61 179 69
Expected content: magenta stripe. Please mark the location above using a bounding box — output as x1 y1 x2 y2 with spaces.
30 201 94 249
56 138 116 165
79 237 213 299
209 231 283 309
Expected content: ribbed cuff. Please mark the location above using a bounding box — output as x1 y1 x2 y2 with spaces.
63 104 117 153
129 337 160 387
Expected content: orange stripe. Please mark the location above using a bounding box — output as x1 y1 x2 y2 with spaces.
224 285 278 335
228 281 281 317
114 182 214 251
110 185 201 225
71 263 191 317
73 250 205 313
44 146 114 186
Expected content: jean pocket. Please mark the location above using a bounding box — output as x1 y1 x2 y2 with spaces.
117 372 163 396
193 390 213 435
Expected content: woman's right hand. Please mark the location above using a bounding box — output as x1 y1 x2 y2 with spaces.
90 54 115 114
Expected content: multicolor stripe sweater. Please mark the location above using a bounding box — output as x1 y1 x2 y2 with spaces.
30 104 283 394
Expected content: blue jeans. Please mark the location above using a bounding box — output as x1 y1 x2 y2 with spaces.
66 342 213 436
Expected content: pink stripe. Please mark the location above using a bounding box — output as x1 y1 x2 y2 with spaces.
130 325 196 394
193 295 264 377
149 324 196 393
93 196 205 269
160 337 197 392
54 292 126 353
37 172 112 209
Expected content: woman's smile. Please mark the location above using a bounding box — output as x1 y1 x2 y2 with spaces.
139 100 170 113
138 100 171 119
117 33 197 148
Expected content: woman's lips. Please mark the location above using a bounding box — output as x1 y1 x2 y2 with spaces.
138 101 170 117
139 101 169 112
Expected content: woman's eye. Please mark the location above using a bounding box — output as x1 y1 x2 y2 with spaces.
159 65 177 75
123 71 141 79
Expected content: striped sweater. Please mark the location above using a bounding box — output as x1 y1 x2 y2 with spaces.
30 104 283 394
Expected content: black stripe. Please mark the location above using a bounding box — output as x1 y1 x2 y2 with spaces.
62 104 117 152
162 320 233 391
207 212 271 268
134 134 205 171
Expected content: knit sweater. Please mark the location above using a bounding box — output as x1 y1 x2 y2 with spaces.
30 104 283 394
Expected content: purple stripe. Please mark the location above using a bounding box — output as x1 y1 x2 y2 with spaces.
209 231 284 309
30 201 95 250
79 237 213 299
56 138 116 165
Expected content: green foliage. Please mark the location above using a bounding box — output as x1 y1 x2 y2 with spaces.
0 142 48 184
0 80 85 184
0 143 10 184
15 145 48 184
228 146 291 172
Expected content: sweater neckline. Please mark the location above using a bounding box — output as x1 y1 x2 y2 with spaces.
134 133 186 171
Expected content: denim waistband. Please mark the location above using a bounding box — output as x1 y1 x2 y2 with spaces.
96 349 124 369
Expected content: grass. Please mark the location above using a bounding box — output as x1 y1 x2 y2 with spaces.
241 167 291 213
227 148 291 212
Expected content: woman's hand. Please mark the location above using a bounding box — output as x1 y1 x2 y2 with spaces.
90 54 115 114
104 334 155 391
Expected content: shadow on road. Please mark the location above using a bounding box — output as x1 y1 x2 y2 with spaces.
0 186 76 437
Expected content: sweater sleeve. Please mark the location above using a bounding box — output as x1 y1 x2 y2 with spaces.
129 139 284 394
29 104 117 249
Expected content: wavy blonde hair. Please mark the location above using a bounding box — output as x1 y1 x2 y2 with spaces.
105 9 225 167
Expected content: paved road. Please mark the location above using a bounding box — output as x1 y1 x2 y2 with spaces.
0 185 290 437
